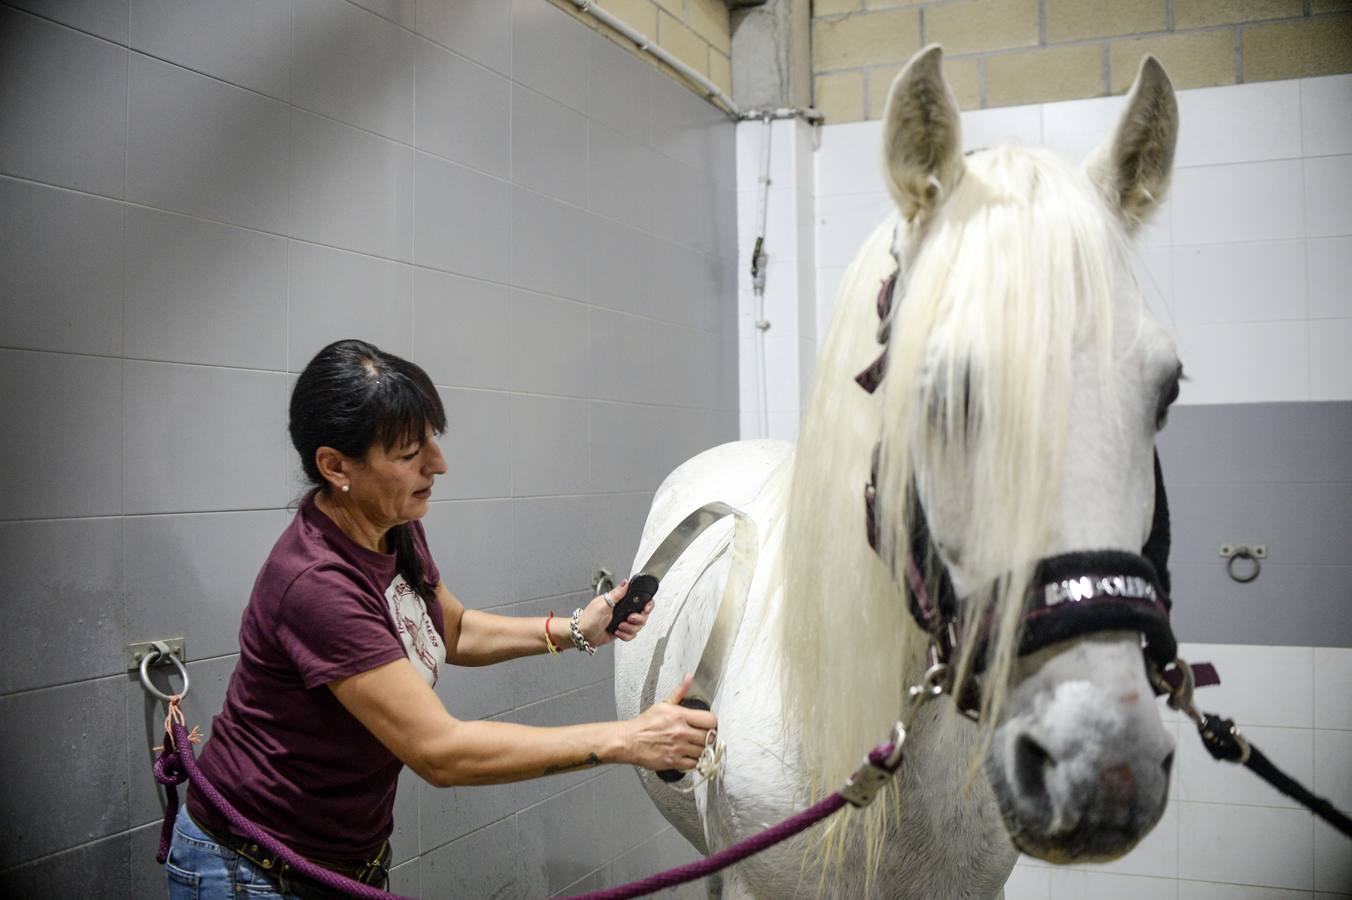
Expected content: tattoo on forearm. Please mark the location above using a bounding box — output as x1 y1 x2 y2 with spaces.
543 753 601 776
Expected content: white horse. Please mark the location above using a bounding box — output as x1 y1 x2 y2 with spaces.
617 46 1183 899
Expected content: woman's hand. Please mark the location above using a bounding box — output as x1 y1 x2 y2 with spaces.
622 675 718 773
579 579 653 648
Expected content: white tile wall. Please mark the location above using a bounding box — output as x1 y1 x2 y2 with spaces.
130 0 292 102
1180 803 1315 890
1310 318 1352 401
814 120 886 197
1041 94 1120 161
1172 160 1306 247
291 0 415 144
1313 648 1352 731
291 108 415 261
1179 880 1315 899
127 53 290 232
1304 155 1352 238
0 176 124 357
1177 323 1311 405
124 205 289 369
1174 81 1303 168
1050 869 1180 900
1171 241 1307 325
1307 236 1352 320
1314 818 1352 893
1300 74 1352 157
962 103 1043 152
811 77 1352 410
0 8 128 197
814 192 896 270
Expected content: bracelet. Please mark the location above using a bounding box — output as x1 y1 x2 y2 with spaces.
544 611 560 655
569 608 595 656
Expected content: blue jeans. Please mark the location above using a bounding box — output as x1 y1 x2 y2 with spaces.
165 805 296 899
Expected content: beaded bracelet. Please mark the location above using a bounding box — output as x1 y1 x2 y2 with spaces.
569 608 595 656
544 611 561 655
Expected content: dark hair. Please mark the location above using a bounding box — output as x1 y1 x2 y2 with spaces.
290 339 447 601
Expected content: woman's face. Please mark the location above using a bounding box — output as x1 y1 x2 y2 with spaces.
348 427 448 529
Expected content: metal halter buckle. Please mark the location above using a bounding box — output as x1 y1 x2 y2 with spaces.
1155 656 1200 725
840 663 948 808
841 720 907 809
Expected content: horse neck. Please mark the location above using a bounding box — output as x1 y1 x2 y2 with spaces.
880 699 1018 897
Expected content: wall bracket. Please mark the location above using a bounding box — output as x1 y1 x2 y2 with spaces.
126 637 186 670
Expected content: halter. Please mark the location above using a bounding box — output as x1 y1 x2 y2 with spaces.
856 252 1180 716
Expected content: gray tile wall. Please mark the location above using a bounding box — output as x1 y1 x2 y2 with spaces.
0 1 737 895
1158 401 1352 647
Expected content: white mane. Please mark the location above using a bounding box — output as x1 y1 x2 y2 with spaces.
779 145 1137 859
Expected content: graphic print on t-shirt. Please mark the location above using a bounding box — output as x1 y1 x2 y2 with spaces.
386 575 444 686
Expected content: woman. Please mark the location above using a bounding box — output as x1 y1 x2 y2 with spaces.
166 339 716 898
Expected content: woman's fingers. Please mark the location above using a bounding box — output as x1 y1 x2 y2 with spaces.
613 602 656 641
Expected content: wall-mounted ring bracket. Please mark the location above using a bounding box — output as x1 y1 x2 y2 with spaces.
126 637 185 670
129 638 190 702
1219 544 1265 583
592 568 615 596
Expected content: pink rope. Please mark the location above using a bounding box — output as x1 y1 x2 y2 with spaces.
566 793 848 900
152 697 899 899
154 707 414 899
565 743 902 900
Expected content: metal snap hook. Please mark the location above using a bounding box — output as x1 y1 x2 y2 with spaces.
139 641 190 702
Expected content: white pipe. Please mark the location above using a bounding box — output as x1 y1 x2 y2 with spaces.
569 0 740 117
566 0 822 124
752 116 773 439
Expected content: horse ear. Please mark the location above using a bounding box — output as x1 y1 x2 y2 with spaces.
882 44 965 224
1085 56 1178 232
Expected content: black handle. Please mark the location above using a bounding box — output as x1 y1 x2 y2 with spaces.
656 698 710 783
606 574 660 635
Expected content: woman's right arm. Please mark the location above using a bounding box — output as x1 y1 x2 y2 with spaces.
328 658 716 787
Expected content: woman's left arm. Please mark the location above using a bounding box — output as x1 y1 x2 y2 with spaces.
436 581 651 666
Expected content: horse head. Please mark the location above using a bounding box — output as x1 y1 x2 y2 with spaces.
871 45 1181 863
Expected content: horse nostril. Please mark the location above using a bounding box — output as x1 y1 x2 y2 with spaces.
1014 734 1054 796
1161 750 1175 777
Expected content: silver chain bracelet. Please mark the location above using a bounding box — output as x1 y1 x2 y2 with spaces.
569 608 596 656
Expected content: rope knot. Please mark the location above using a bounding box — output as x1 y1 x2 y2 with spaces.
153 741 188 787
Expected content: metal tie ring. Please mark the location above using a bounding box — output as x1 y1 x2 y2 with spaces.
139 643 190 702
1225 548 1261 584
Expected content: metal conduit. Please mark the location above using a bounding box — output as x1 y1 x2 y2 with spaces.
565 0 822 124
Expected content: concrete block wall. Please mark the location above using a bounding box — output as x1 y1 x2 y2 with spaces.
545 0 734 95
811 0 1352 123
0 0 736 896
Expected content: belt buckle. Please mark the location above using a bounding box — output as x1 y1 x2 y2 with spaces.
358 841 392 886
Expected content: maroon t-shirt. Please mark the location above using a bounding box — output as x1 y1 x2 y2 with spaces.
187 491 445 858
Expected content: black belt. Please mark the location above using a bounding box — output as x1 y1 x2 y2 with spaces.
189 811 390 898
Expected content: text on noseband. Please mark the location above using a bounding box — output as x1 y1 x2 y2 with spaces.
1042 575 1157 607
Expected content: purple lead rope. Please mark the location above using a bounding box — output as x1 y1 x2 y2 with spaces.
565 743 903 900
153 700 898 900
154 713 416 900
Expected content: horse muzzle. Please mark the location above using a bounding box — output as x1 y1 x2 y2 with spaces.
984 632 1175 863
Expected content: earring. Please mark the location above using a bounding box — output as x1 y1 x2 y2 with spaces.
341 484 350 493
